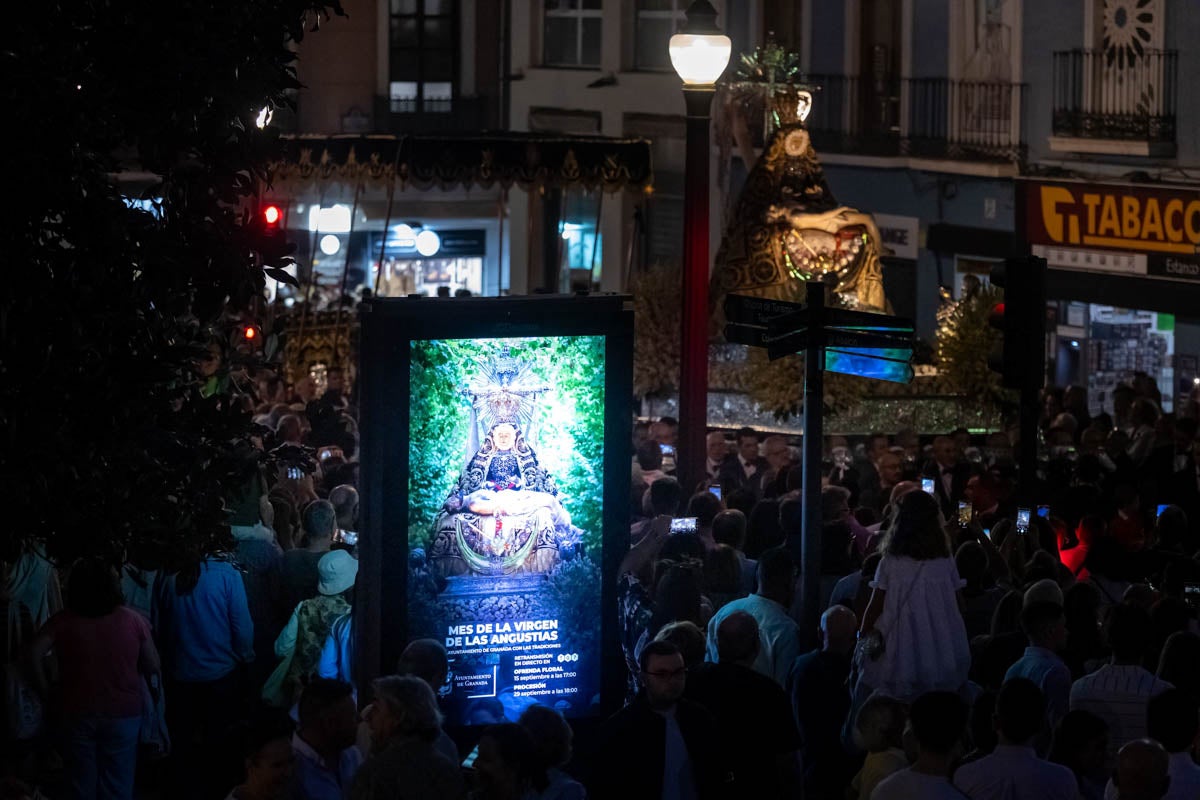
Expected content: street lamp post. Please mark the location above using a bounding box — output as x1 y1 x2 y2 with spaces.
670 1 731 494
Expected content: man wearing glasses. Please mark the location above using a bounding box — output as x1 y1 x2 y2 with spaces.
588 640 730 800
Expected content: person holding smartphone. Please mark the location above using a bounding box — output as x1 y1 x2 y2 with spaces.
963 473 1007 532
920 436 970 519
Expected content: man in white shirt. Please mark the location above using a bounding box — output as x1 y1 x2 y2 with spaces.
704 547 799 687
705 431 729 481
871 691 968 800
1104 689 1200 800
1070 604 1173 760
954 678 1077 800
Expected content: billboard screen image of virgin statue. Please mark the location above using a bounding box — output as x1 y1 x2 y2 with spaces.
406 335 605 726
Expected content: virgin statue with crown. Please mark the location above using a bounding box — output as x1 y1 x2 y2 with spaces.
427 347 579 578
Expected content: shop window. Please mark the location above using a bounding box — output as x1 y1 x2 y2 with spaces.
953 256 998 299
558 190 603 291
625 113 685 271
634 0 687 71
389 0 457 112
543 0 602 68
1084 305 1175 415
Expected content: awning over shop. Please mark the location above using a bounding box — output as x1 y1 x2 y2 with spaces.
270 133 654 194
926 223 1019 259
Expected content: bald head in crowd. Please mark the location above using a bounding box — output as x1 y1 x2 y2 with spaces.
1114 739 1170 800
820 605 858 655
716 611 759 666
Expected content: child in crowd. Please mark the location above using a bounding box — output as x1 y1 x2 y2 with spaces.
847 694 909 800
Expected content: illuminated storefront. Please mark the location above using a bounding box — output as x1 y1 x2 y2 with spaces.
1020 178 1200 414
264 133 652 304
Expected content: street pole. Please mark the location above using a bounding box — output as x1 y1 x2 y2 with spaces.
799 280 825 644
677 85 714 496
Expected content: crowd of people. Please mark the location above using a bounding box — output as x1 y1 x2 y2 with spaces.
618 377 1200 799
4 346 1200 800
1 360 585 800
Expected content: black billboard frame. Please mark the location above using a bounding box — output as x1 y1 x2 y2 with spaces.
356 294 633 741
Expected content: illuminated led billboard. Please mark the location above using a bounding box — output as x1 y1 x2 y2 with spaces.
358 296 632 729
409 336 604 724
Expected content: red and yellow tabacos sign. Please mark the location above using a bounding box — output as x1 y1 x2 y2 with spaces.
1026 181 1200 255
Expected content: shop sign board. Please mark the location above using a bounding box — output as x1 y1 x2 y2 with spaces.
1024 180 1200 258
873 213 920 260
1146 254 1200 282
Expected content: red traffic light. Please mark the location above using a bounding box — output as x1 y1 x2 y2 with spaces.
262 205 282 226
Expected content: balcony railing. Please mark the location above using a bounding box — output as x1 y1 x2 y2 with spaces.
372 95 490 134
1052 49 1177 142
803 75 1025 163
805 75 900 157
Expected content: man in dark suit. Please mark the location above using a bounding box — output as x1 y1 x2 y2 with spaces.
589 640 731 800
717 427 769 494
686 612 801 798
855 432 891 508
922 435 971 518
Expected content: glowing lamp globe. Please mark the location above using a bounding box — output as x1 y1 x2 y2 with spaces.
415 229 441 257
669 1 731 86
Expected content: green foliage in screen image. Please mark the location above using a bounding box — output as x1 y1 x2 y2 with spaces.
409 336 607 555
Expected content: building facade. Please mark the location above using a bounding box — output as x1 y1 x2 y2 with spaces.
502 0 759 294
275 0 511 298
278 0 753 300
801 0 1200 414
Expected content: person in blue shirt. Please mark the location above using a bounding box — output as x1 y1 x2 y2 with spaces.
291 678 362 800
154 555 256 800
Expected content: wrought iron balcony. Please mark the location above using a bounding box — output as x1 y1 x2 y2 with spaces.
372 95 490 134
804 75 901 157
1052 49 1177 144
803 75 1025 164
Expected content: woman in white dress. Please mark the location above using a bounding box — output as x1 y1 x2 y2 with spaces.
857 489 971 702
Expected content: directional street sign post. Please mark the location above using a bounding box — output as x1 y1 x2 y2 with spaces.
723 281 915 642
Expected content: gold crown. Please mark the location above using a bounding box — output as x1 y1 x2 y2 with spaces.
486 390 522 427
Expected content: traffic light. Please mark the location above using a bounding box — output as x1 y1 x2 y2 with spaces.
255 201 294 269
988 256 1047 392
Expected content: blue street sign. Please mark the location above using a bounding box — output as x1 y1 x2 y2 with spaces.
825 349 915 383
826 347 912 363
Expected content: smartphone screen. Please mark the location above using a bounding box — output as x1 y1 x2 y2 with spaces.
1016 508 1031 534
921 478 935 495
982 528 992 540
1037 505 1050 519
659 443 674 455
1184 583 1200 610
708 485 722 502
461 745 479 769
670 517 697 534
957 501 972 526
1156 504 1169 520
